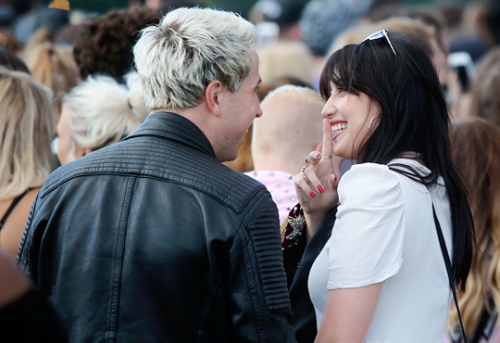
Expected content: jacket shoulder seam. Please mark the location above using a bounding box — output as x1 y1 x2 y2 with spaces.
40 171 264 213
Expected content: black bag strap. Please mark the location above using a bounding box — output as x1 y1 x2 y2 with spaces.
0 189 30 231
389 163 468 343
433 205 468 343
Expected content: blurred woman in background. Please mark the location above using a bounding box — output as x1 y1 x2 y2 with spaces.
468 47 500 127
0 68 55 257
448 117 500 343
57 72 148 165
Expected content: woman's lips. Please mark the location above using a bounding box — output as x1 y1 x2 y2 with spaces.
329 120 347 127
333 130 345 141
330 120 348 141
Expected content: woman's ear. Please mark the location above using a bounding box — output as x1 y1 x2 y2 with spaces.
205 80 224 117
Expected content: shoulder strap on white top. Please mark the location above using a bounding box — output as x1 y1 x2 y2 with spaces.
388 162 468 343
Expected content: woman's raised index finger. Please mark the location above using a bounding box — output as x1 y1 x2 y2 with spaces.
322 118 333 159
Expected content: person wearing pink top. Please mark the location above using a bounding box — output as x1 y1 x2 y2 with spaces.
246 170 297 224
245 84 325 225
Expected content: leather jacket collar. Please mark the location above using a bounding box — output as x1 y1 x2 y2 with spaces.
123 112 216 159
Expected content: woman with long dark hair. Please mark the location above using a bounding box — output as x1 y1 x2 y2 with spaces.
294 31 474 342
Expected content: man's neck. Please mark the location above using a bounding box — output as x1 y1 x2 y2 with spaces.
154 106 221 160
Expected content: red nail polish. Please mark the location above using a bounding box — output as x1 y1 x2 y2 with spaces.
314 152 321 158
317 185 324 193
334 174 338 181
309 192 316 198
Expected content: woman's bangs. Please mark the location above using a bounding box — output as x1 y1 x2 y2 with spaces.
319 45 360 99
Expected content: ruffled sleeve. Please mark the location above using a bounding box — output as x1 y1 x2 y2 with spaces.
327 163 405 289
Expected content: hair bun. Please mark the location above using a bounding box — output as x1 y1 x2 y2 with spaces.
125 72 148 121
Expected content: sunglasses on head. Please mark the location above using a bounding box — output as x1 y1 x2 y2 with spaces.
362 29 396 56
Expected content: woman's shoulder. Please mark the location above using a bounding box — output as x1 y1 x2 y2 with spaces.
25 188 41 202
338 163 402 206
0 187 41 257
339 162 401 191
343 162 395 178
14 188 41 215
340 158 430 189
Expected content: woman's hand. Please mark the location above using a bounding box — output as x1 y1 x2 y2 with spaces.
294 119 343 239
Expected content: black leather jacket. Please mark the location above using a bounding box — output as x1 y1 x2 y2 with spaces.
18 112 295 343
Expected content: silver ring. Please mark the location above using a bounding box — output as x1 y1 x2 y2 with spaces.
301 166 307 173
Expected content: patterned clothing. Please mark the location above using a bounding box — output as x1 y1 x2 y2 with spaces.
245 170 297 225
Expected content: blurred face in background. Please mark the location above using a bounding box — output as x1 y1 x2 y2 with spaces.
57 103 92 165
56 103 75 165
429 38 449 86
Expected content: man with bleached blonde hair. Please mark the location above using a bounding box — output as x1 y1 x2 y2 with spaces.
246 85 324 225
19 7 295 343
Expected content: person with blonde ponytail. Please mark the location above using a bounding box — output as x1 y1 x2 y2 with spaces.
0 68 55 257
56 72 148 165
24 28 81 122
448 116 500 343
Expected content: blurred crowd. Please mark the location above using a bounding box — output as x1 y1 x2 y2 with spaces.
1 0 500 342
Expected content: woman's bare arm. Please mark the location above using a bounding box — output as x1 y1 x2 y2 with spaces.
0 248 30 308
315 283 384 343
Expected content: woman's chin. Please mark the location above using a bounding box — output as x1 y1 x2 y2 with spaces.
332 147 350 160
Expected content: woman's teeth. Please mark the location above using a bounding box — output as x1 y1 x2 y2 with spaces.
332 123 347 137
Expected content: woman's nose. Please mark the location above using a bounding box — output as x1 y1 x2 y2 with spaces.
321 97 337 118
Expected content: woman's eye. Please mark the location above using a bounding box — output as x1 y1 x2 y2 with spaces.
337 87 345 93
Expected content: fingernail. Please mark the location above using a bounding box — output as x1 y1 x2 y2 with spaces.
309 192 316 198
334 174 338 181
314 152 321 158
317 185 324 193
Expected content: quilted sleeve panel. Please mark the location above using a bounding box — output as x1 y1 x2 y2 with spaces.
246 196 291 312
227 189 295 342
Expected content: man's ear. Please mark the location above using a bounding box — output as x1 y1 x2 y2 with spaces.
205 80 224 117
74 147 93 159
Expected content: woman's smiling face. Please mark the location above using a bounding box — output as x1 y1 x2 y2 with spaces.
321 84 382 160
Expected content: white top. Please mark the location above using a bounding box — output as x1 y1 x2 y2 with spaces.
308 159 452 343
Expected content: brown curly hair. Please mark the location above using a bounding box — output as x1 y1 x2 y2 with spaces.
73 6 161 83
